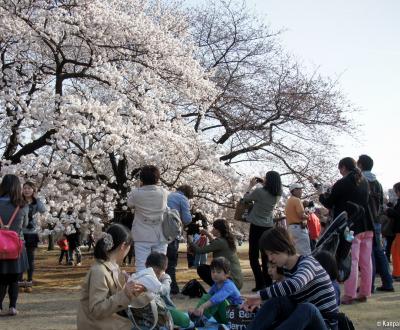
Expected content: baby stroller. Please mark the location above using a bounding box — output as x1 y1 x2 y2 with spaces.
312 202 365 282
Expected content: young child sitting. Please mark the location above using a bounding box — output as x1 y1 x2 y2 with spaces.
128 252 193 329
190 257 243 325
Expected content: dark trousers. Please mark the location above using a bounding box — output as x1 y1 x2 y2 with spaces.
372 224 393 290
19 246 36 282
123 243 134 265
385 235 395 263
166 239 180 292
310 239 317 251
0 273 19 309
249 224 272 289
59 250 69 264
68 247 82 264
26 246 35 282
197 264 214 287
247 296 330 330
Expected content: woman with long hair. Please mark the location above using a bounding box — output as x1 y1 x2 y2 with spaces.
242 171 282 291
20 181 47 292
319 157 374 304
0 174 29 316
77 223 149 330
191 219 243 289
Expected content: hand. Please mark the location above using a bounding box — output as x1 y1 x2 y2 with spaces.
249 177 258 187
124 281 146 298
200 228 209 236
193 306 204 317
242 294 262 312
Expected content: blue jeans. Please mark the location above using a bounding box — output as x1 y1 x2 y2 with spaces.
372 223 394 290
247 296 332 330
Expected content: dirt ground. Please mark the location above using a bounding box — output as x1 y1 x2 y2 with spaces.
0 245 399 330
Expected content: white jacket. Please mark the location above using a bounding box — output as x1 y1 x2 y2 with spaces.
127 185 169 243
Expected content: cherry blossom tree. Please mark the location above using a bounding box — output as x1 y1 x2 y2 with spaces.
186 0 356 187
0 0 357 236
0 0 237 234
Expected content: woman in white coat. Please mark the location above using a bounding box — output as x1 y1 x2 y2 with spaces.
127 165 169 271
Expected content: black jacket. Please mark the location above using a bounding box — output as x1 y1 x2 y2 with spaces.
386 199 400 234
319 173 374 235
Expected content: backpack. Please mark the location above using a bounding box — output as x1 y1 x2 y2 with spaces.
337 312 355 330
0 206 23 260
367 180 383 222
127 295 174 330
181 279 207 298
162 207 182 243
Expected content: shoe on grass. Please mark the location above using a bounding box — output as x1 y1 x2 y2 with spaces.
376 286 395 292
8 308 17 316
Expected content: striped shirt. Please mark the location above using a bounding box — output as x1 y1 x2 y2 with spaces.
259 255 338 328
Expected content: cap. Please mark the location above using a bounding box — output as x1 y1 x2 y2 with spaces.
289 183 303 192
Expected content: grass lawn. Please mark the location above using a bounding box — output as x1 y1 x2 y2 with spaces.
1 244 399 329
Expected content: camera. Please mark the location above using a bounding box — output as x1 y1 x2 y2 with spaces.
255 177 264 183
302 200 315 209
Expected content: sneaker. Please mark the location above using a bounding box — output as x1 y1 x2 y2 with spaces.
76 263 82 266
376 286 395 292
18 281 25 288
355 296 367 303
8 308 17 316
341 295 354 305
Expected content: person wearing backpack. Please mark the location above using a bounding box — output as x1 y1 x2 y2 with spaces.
166 185 193 294
0 174 29 316
127 165 170 271
357 155 394 292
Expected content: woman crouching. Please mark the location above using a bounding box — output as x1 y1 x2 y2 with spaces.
244 227 339 330
77 224 150 330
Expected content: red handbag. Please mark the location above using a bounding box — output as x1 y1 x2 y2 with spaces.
0 206 23 260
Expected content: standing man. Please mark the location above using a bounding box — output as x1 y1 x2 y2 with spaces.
357 154 394 292
167 185 194 294
285 183 311 255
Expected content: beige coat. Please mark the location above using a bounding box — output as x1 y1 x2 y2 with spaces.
77 260 152 330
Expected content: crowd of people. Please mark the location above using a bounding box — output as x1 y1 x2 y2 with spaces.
0 154 399 329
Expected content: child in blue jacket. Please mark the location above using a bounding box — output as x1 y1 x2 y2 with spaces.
189 257 242 324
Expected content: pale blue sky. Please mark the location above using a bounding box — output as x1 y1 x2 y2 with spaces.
248 0 400 189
